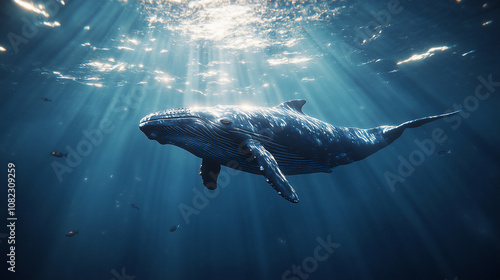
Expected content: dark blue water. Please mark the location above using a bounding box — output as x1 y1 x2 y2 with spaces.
1 0 499 279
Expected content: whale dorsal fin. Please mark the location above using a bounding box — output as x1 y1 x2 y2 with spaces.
277 99 306 114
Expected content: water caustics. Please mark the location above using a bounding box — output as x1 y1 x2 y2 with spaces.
396 46 450 65
14 0 51 17
141 0 345 51
29 0 351 93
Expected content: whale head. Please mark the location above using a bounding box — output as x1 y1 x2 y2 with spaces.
140 107 226 143
138 105 279 159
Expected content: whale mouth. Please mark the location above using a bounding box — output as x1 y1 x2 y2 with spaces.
139 108 196 125
139 116 202 127
139 115 206 138
139 108 221 145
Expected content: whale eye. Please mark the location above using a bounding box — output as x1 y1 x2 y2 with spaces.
220 118 232 125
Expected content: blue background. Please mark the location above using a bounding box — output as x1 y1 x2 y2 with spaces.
0 0 499 279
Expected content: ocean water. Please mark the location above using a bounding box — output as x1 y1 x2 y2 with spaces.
1 0 499 279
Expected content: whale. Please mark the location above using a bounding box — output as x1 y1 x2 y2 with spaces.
139 100 459 203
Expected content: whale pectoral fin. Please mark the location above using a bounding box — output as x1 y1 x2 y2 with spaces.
200 158 221 190
245 139 299 203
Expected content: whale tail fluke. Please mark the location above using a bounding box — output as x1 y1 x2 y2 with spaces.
383 110 461 143
397 110 461 129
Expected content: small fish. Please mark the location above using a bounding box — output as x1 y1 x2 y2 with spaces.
130 203 139 210
170 225 180 232
277 237 287 246
66 230 78 237
41 97 52 102
50 151 68 158
438 150 452 156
